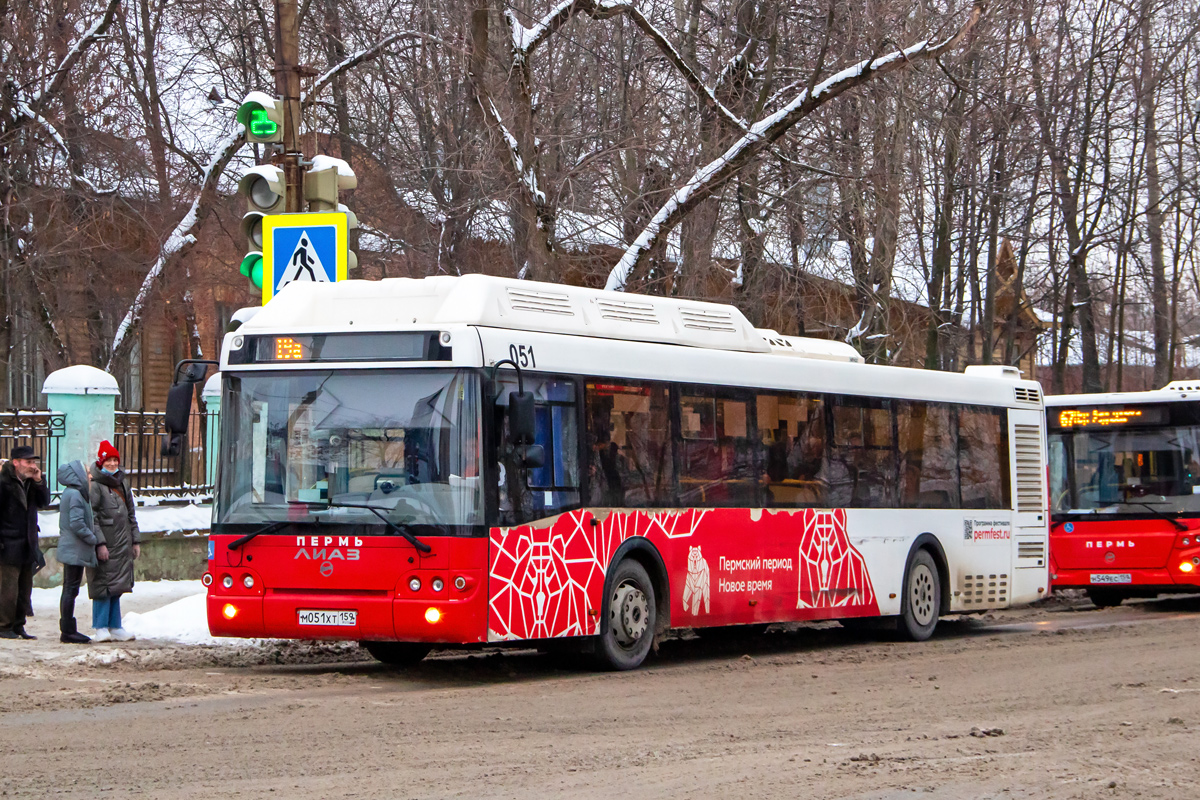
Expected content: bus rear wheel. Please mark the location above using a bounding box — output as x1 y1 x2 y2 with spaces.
595 559 657 671
362 641 432 667
900 549 941 641
1087 589 1127 609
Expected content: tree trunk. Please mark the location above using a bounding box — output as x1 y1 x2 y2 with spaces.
1140 0 1170 387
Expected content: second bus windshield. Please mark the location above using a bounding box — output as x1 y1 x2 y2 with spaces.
1050 425 1200 516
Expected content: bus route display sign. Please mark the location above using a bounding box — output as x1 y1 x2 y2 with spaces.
1052 405 1169 429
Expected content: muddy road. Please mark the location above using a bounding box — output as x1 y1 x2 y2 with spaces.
2 596 1199 799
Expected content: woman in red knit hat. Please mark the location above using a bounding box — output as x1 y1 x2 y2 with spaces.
86 440 140 642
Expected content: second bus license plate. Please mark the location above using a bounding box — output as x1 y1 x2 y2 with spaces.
1090 574 1132 584
298 609 357 626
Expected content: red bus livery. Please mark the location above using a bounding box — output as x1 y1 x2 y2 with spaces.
1047 384 1200 606
197 275 1049 669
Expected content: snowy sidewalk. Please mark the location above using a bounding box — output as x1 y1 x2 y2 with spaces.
0 580 249 671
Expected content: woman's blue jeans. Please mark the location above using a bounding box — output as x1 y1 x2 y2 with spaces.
92 596 123 630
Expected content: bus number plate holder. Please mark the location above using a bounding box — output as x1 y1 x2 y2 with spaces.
298 610 357 626
1090 574 1132 584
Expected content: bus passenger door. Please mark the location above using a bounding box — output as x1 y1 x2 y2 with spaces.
1009 408 1049 603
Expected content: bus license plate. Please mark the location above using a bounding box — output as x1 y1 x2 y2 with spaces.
1090 574 1132 585
298 610 357 626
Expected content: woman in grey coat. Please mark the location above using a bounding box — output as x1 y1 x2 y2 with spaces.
88 440 140 642
56 460 97 644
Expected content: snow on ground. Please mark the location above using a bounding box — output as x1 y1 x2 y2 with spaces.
39 503 211 538
30 579 252 646
120 592 222 645
31 579 204 615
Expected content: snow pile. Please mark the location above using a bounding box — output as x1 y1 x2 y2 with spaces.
32 579 259 647
69 648 133 666
39 502 211 538
29 579 205 614
121 592 221 645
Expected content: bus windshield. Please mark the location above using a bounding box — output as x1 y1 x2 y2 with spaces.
1050 425 1200 516
217 369 482 530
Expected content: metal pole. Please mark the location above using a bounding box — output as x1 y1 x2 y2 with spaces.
274 0 303 213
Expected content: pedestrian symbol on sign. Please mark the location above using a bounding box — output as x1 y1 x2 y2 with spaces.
281 231 330 286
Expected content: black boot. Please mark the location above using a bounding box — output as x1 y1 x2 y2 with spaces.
13 626 36 640
60 618 90 644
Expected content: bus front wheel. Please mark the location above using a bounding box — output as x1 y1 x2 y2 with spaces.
595 559 657 671
900 549 941 641
362 641 432 667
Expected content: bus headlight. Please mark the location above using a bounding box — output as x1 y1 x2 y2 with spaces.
222 603 239 619
425 607 442 624
243 575 255 589
432 578 444 592
409 577 421 592
222 575 233 589
1180 561 1195 573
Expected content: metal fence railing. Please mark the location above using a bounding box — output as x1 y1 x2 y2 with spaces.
0 411 67 500
113 406 218 499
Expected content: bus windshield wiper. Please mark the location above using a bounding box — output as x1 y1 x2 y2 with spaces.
229 521 290 550
327 501 433 553
1125 501 1188 531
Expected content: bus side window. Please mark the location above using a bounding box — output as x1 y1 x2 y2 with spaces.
496 377 580 525
755 392 827 507
897 401 959 509
828 396 896 508
585 382 674 507
677 389 757 507
959 406 1007 509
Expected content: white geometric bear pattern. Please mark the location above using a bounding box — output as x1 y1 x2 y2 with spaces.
681 545 710 615
489 508 708 641
797 509 876 609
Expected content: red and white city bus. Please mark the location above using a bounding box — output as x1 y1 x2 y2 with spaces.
1047 384 1200 606
194 275 1049 669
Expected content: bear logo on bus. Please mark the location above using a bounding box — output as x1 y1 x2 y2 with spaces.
682 545 711 615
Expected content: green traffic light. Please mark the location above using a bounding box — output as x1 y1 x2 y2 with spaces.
248 108 278 138
239 252 264 289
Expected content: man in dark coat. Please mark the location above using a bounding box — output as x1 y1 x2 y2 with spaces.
0 446 51 639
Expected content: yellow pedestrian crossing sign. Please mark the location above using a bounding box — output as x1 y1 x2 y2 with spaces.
262 212 349 304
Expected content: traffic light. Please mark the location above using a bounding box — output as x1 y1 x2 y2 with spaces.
307 155 359 270
236 92 284 144
237 164 285 289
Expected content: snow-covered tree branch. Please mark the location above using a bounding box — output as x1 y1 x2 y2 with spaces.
29 0 122 114
106 129 246 368
605 4 984 291
303 31 443 106
506 0 747 133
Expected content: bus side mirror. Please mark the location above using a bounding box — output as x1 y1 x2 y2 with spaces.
508 391 536 445
164 382 194 435
518 444 545 469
